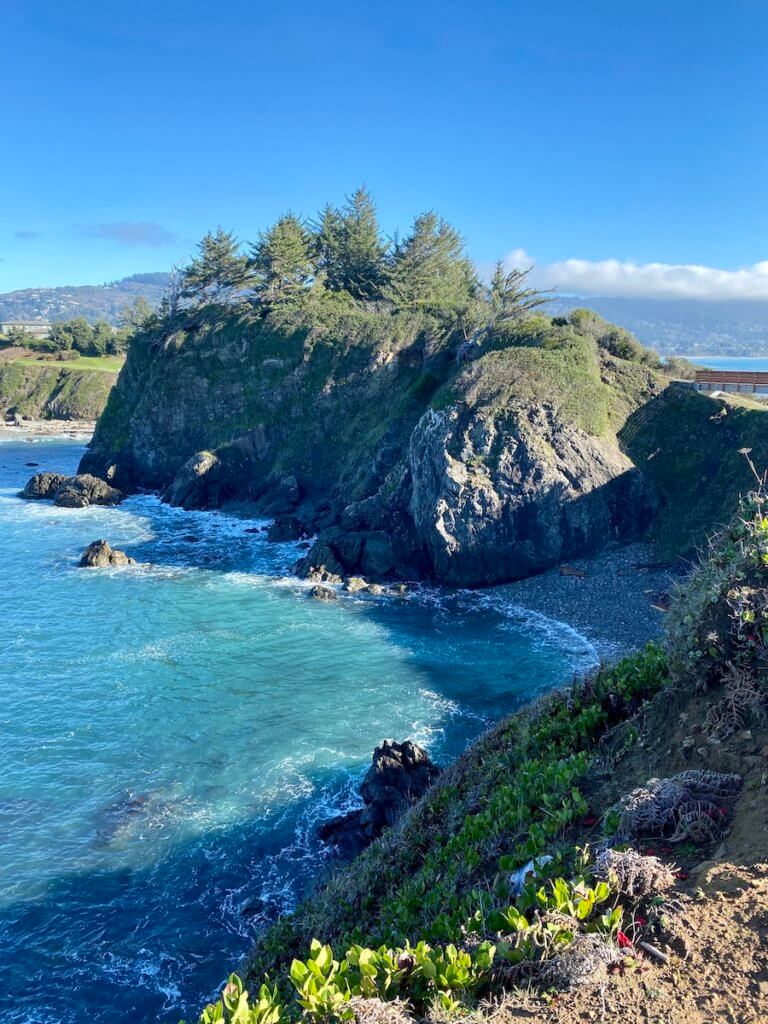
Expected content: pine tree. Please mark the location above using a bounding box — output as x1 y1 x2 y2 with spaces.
337 186 387 300
117 296 154 331
488 261 548 326
250 214 314 303
314 204 345 291
312 187 387 300
388 212 477 308
181 228 249 304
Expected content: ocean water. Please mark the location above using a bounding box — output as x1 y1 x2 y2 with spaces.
688 355 768 372
0 437 597 1023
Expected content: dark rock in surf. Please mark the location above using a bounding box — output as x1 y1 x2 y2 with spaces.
267 515 309 543
21 471 123 508
21 471 66 499
54 474 124 508
318 739 439 858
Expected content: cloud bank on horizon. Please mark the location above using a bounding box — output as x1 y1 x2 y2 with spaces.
505 249 768 302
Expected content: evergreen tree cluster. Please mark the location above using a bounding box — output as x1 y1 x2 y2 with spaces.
26 317 128 356
173 187 547 332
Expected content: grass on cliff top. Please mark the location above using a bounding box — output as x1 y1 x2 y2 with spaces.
0 359 115 419
432 316 660 438
620 386 768 558
17 354 124 373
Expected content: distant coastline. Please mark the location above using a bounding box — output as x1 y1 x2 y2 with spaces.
0 418 95 439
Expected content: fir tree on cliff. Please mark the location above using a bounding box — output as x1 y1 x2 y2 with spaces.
182 229 249 304
250 214 315 304
387 212 477 309
314 187 387 301
488 261 549 328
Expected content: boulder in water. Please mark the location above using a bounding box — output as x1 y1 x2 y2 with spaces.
318 739 439 857
21 472 66 499
79 540 136 568
21 472 123 508
310 585 337 602
54 474 124 508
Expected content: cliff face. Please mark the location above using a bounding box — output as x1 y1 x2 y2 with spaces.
81 310 663 584
0 361 116 420
407 403 654 585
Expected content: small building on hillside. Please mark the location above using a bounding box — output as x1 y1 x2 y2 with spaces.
0 321 51 339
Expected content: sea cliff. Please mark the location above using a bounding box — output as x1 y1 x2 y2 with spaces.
0 359 116 421
80 306 670 586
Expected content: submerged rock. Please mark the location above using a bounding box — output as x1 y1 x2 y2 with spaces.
79 540 136 568
318 739 439 858
310 585 337 602
21 472 123 508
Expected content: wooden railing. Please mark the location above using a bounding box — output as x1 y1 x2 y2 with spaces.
695 369 768 392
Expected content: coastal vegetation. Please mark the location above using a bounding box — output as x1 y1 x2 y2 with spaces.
185 482 768 1023
0 358 117 420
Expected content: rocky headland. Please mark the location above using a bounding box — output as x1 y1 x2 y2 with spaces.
74 307 666 587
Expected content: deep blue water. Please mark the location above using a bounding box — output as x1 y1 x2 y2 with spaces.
0 436 596 1023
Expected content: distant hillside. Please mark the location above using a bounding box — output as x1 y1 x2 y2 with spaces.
549 295 768 356
0 273 169 325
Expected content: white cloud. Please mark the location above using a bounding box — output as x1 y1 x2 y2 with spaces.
502 250 768 301
77 221 177 247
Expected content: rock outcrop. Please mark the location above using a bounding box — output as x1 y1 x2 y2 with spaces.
22 472 124 508
318 739 440 858
406 403 657 585
266 515 310 542
21 471 67 499
79 309 671 584
79 540 136 567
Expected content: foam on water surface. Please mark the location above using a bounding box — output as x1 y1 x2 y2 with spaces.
0 437 597 1023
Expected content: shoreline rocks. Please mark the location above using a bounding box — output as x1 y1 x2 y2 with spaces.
79 540 136 567
318 739 439 858
22 472 123 509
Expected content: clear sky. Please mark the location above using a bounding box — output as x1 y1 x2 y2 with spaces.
3 0 768 296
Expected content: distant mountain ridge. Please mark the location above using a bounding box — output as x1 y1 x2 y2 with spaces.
549 295 768 356
0 273 169 325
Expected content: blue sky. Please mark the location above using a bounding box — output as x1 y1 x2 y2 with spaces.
3 0 768 297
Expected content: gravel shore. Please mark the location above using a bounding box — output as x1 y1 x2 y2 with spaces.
503 541 687 660
0 419 95 439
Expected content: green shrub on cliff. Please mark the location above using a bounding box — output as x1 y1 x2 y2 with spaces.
183 644 667 1023
243 645 667 1002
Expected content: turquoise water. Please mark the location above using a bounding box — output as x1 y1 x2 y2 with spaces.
688 356 768 372
0 437 596 1023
